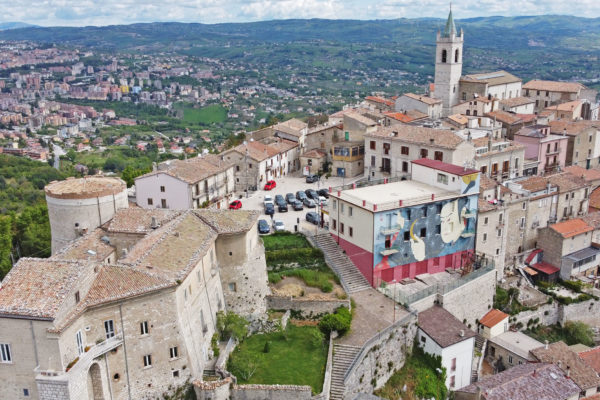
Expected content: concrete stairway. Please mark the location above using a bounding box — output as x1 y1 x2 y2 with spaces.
330 344 361 400
312 233 371 294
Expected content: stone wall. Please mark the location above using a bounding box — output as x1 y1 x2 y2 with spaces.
194 378 234 400
343 313 418 399
266 296 351 319
232 384 312 400
36 379 70 400
511 302 559 327
313 335 334 400
440 268 497 329
559 299 600 326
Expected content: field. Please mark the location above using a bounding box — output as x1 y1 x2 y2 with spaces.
181 104 228 124
227 324 327 394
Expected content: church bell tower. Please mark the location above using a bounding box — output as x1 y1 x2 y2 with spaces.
434 6 464 117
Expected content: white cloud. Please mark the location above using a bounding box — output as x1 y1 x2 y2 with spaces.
0 0 599 26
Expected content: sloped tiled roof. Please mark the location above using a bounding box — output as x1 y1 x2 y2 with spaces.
461 70 521 86
479 309 508 328
500 96 535 107
456 363 580 400
579 346 600 374
418 306 476 348
531 341 600 390
104 208 181 234
402 93 441 105
550 218 593 238
366 125 466 150
52 228 114 262
412 158 479 176
137 156 233 185
523 80 585 93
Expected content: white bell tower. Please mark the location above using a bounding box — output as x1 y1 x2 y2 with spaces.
434 5 464 117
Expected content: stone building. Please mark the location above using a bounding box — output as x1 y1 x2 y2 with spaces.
433 8 463 116
523 80 598 118
394 93 442 120
549 120 600 169
364 125 475 180
0 203 269 400
134 154 235 211
513 124 569 176
45 176 129 254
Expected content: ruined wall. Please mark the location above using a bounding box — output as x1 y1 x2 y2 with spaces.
266 296 350 319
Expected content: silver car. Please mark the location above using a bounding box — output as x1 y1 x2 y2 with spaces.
272 219 285 231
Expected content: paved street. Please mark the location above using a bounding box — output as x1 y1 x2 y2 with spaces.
235 172 362 234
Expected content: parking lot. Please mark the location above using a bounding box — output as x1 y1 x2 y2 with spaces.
235 172 361 234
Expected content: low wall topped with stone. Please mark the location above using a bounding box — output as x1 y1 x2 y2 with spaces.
266 295 350 319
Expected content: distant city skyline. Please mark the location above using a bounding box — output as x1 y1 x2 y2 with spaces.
1 0 600 28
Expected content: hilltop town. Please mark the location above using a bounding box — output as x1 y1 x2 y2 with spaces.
2 10 600 400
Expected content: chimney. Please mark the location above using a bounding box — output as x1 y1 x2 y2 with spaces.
563 128 567 137
566 365 571 378
545 340 549 350
496 184 501 200
533 368 537 377
460 329 465 337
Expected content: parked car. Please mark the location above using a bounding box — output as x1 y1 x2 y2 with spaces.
306 189 319 200
305 174 320 183
264 203 275 216
272 219 285 232
296 190 307 201
303 198 316 208
292 200 304 211
229 200 242 210
318 196 328 207
264 195 274 207
258 219 270 234
306 212 320 225
285 193 296 204
264 180 277 190
275 194 285 204
318 189 330 199
277 201 288 212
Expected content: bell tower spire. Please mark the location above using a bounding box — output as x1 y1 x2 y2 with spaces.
434 4 464 117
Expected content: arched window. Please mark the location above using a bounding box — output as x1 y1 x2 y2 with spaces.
455 49 460 63
441 50 447 63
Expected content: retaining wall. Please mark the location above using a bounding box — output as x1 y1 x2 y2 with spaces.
266 295 350 319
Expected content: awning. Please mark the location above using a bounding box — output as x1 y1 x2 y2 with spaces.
530 262 560 275
523 267 538 276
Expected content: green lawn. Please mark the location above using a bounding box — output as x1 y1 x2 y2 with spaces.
228 325 327 393
182 104 227 124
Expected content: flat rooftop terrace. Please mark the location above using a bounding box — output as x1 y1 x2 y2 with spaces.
331 180 458 212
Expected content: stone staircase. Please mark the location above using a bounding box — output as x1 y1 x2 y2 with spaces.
330 344 361 400
312 233 371 294
471 335 487 383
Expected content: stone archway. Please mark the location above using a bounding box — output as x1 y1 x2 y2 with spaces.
87 363 105 400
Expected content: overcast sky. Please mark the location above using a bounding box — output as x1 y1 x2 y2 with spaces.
2 0 600 27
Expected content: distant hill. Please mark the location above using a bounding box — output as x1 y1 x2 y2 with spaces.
0 22 37 31
0 16 598 51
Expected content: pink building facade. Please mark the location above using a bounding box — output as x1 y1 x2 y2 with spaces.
514 124 568 175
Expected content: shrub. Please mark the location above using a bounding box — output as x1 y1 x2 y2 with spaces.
560 279 583 293
319 306 352 337
211 333 220 358
216 311 249 341
263 341 270 353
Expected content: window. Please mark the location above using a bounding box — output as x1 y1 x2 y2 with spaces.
370 141 376 150
228 282 237 292
169 346 179 359
332 200 337 210
140 321 149 335
371 155 376 167
435 224 441 234
483 233 487 242
434 151 443 161
497 229 502 237
473 110 478 116
441 49 447 63
484 217 488 225
385 235 392 249
526 89 530 96
161 199 167 208
23 389 29 397
173 370 180 377
404 231 410 241
160 186 165 192
522 202 526 210
499 213 503 222
76 330 84 355
340 223 345 234
462 92 467 101
423 207 428 217
420 228 427 238
455 49 459 62
75 291 80 303
383 143 390 155
1 343 12 363
546 91 549 97
421 335 426 343
480 165 487 174
450 375 455 388
349 207 353 216
104 320 115 339
402 161 408 172
349 227 353 237
332 219 337 231
451 358 457 372
341 203 345 213
420 149 428 158
508 355 513 364
401 146 409 155
437 173 448 185
143 354 152 367
496 248 500 255
147 198 153 206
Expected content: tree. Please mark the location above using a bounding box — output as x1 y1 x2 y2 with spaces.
216 311 249 341
563 321 594 346
0 216 13 279
13 205 51 259
121 165 151 187
228 352 260 381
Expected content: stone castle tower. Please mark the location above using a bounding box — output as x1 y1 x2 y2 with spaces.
433 7 464 117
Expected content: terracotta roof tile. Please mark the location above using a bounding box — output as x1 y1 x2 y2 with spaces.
485 110 523 125
549 120 600 136
579 346 600 374
104 208 181 234
499 96 535 107
550 218 593 238
461 70 521 86
479 309 508 328
402 93 441 105
366 125 466 150
523 80 585 93
301 149 327 158
564 166 600 183
531 341 600 390
457 363 580 400
365 95 395 107
52 228 114 262
589 188 600 211
530 262 560 275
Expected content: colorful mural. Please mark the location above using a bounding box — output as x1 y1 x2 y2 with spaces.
373 194 478 274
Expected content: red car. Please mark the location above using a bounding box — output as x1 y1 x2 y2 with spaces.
229 200 242 210
264 180 277 190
